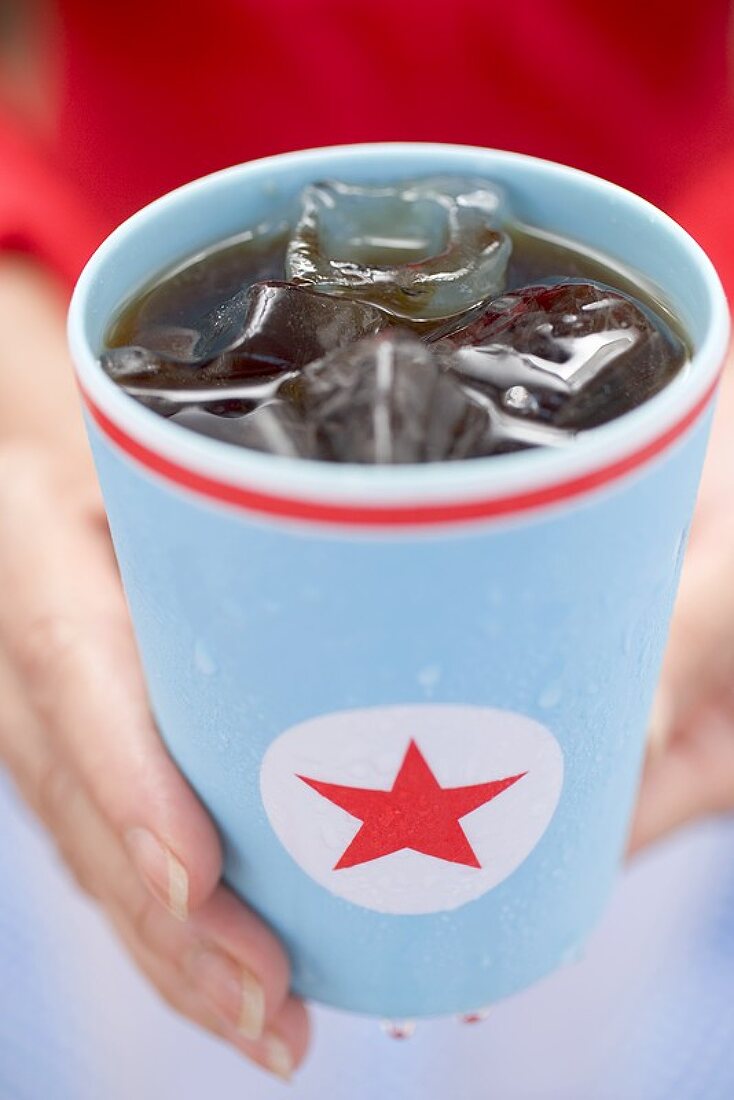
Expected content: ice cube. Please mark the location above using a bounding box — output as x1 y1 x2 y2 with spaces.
100 344 295 412
171 399 313 458
127 323 203 362
189 286 253 360
236 281 386 369
100 344 173 381
101 282 386 402
461 381 574 452
124 222 288 356
438 281 687 429
120 285 253 363
285 178 511 322
296 333 488 463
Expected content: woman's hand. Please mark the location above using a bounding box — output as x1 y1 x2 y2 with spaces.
631 356 734 850
0 258 308 1081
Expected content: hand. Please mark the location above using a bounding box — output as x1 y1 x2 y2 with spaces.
631 357 734 850
0 257 307 1080
0 449 309 1080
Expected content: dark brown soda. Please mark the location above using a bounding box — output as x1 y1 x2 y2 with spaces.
101 190 690 464
107 225 687 353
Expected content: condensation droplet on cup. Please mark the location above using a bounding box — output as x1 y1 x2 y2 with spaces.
538 683 562 709
417 664 442 697
301 583 322 604
460 1006 491 1025
487 585 503 606
194 640 217 676
380 1019 416 1040
561 944 584 967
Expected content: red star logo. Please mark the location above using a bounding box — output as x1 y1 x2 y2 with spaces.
297 740 526 870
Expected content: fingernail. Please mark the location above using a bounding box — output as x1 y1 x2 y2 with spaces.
648 692 674 757
187 947 265 1040
124 827 189 920
263 1031 293 1082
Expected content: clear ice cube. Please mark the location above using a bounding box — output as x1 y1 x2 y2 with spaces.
438 281 687 429
462 380 574 452
101 281 386 403
171 399 312 458
297 333 489 463
285 177 511 322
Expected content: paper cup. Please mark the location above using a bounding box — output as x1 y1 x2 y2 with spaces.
68 144 729 1018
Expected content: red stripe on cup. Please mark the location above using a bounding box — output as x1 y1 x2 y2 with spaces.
80 374 720 528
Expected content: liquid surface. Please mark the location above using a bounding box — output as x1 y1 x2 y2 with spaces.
103 176 689 463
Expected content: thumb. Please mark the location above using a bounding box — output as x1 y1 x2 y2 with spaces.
658 508 734 732
659 362 734 727
629 514 734 852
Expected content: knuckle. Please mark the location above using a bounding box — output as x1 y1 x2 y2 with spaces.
125 942 191 1022
12 614 84 708
0 444 52 506
0 444 97 516
108 907 225 1041
112 922 184 1016
27 764 102 902
126 890 192 964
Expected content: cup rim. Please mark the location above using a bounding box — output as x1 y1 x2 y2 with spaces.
69 142 730 529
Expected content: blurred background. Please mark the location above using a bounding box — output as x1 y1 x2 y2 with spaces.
1 0 734 296
1 2 734 1096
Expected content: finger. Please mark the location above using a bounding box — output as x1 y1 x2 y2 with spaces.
630 703 734 852
0 451 307 1067
0 653 86 864
116 887 305 1052
8 717 297 1048
187 885 291 1013
233 996 311 1081
659 520 734 725
109 906 309 1080
0 449 222 916
0 651 52 813
659 366 734 725
118 881 295 1040
633 365 734 853
687 355 734 528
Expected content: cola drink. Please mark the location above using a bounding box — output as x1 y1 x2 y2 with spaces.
102 177 688 461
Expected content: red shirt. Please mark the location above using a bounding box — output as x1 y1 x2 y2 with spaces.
2 0 733 294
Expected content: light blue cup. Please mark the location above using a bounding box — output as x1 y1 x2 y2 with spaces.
68 144 729 1018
